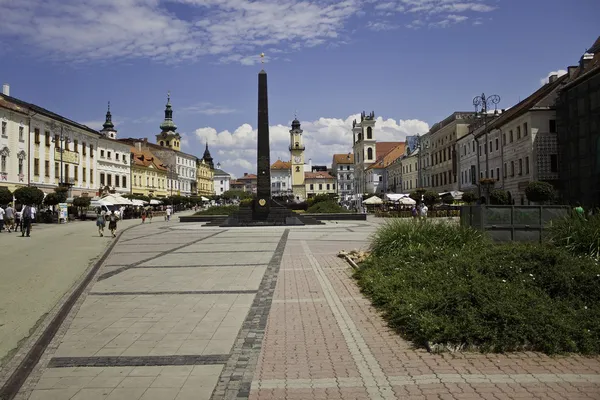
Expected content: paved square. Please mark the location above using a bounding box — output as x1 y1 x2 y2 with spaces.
12 221 600 400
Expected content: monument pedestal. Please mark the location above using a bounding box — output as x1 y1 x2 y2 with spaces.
219 199 322 227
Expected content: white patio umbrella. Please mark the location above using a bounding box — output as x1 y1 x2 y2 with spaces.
398 197 416 205
201 196 210 201
362 196 383 205
149 199 162 205
102 194 133 205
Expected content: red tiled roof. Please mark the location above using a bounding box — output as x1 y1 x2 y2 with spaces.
238 174 257 181
332 153 354 164
304 171 334 179
376 142 404 160
271 160 291 169
130 147 168 171
367 143 405 170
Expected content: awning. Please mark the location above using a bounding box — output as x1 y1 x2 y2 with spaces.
201 196 210 201
150 199 162 205
362 196 383 205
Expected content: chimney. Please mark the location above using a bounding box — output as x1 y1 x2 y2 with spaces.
568 65 578 78
135 142 142 152
2 84 9 96
548 74 558 83
244 172 248 177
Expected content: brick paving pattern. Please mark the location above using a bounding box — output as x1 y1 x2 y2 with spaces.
5 221 600 400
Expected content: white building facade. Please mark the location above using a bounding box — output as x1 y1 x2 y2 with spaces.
96 107 131 195
213 168 231 194
352 111 377 196
0 92 29 192
270 160 292 197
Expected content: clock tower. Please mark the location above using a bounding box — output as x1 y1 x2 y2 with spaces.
290 117 306 200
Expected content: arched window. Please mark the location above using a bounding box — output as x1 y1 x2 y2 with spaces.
367 147 373 160
160 141 164 146
295 142 299 148
166 141 170 146
367 127 372 139
295 166 300 172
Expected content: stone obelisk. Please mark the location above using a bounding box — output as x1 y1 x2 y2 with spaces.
254 53 271 220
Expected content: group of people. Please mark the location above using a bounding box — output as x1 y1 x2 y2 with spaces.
0 204 37 237
95 208 120 238
411 203 429 220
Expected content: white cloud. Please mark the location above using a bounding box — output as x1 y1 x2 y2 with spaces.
194 114 429 177
0 0 499 64
540 69 567 86
367 21 399 31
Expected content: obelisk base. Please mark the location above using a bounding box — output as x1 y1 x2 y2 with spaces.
218 199 323 227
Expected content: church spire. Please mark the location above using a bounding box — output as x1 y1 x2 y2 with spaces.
160 91 177 132
102 101 115 131
203 141 214 169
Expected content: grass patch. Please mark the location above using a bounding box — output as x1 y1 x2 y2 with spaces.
194 205 239 216
354 219 600 355
546 212 600 259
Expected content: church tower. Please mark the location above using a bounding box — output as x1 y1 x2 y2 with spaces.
289 116 306 200
156 92 181 151
100 102 117 139
352 111 377 195
202 142 214 169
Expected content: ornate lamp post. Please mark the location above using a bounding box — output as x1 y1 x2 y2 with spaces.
473 93 500 203
49 121 71 187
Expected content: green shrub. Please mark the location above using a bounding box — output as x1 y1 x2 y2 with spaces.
490 189 510 205
355 221 600 355
546 213 600 259
306 200 348 213
0 187 13 205
462 191 478 204
423 191 439 207
240 198 253 207
526 181 555 204
194 205 239 216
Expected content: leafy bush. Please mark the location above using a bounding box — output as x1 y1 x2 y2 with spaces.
526 181 555 204
194 205 239 215
306 200 348 213
410 189 426 203
287 201 308 211
423 191 439 207
441 194 454 205
355 220 600 355
490 189 510 205
14 186 44 206
239 198 253 207
43 192 61 206
307 193 338 208
0 187 12 205
462 191 478 204
546 213 600 259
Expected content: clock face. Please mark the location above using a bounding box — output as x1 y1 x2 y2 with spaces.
294 156 301 163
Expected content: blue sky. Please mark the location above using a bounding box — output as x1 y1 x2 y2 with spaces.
1 0 598 177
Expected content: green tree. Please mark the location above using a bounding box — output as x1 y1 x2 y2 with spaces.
461 191 478 204
13 186 44 206
0 187 12 205
490 189 510 205
409 189 426 203
54 186 68 203
73 196 91 208
525 181 555 204
422 191 439 207
441 193 454 205
43 192 61 207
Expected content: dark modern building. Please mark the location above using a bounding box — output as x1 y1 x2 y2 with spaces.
556 36 600 207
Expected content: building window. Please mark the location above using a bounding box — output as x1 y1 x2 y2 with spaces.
503 163 507 178
83 167 87 182
310 184 314 190
82 143 86 156
491 169 494 179
100 173 105 185
523 123 528 136
34 128 40 144
73 139 78 152
1 121 6 137
525 156 530 174
45 131 51 146
550 154 558 172
367 147 373 160
517 126 521 139
74 166 78 181
55 134 60 148
495 138 499 151
367 126 372 139
122 176 127 188
509 130 513 142
100 150 105 158
519 159 523 175
45 160 50 177
107 174 112 186
90 169 94 184
115 175 120 187
0 155 5 173
90 144 94 157
496 167 500 181
511 161 515 177
333 184 336 190
116 153 120 161
33 158 39 176
107 151 111 159
55 162 59 178
549 119 556 133
503 133 506 145
64 164 69 182
489 141 492 153
318 183 323 190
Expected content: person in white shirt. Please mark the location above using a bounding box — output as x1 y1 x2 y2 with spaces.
0 206 5 233
420 204 428 220
166 207 172 222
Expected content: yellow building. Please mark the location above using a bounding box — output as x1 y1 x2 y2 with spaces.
289 118 306 200
130 145 168 198
196 158 214 196
305 171 336 198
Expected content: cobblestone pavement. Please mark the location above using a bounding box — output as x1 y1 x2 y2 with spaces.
6 220 600 400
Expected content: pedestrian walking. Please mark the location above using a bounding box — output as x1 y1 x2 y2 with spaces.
14 208 22 235
420 204 428 220
96 208 106 236
166 207 172 222
148 209 153 223
4 204 14 232
0 205 5 233
411 205 418 220
108 211 118 238
21 204 33 237
141 209 147 223
574 202 585 219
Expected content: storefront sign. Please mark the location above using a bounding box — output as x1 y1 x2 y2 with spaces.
58 202 68 222
54 148 80 165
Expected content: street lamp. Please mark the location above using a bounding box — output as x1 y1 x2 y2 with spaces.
473 93 500 202
49 122 71 187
